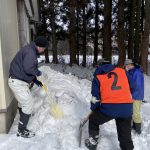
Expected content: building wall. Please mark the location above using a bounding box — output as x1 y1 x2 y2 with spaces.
17 0 39 47
17 0 30 47
0 0 19 133
0 0 39 133
30 0 40 40
32 0 40 21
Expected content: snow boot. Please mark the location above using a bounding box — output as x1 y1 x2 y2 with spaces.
132 122 141 134
17 128 35 138
85 135 99 150
17 111 35 138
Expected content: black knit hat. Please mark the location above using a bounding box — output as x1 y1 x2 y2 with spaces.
34 36 49 48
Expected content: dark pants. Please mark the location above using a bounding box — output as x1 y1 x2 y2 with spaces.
89 109 134 150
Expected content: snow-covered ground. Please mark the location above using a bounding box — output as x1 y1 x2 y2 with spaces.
0 58 150 150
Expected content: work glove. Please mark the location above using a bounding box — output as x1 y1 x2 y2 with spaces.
90 97 100 111
90 96 99 104
36 70 42 76
33 77 43 87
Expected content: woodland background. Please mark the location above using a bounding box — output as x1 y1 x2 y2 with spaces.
36 0 150 73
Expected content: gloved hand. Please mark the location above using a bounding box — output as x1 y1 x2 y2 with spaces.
37 70 42 76
90 96 99 104
35 80 43 87
90 97 100 111
33 77 43 87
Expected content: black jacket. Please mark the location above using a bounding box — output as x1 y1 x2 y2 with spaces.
9 42 41 83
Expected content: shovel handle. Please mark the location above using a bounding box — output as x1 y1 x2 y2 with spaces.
79 111 93 147
80 111 93 127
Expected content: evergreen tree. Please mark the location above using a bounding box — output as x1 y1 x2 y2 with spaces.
141 0 150 73
117 0 126 67
69 0 77 65
103 0 112 63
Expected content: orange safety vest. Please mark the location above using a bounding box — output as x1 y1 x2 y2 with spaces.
96 68 133 104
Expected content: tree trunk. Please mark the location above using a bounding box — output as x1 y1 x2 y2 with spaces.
141 0 144 32
39 0 49 63
69 0 77 66
51 0 58 64
128 0 136 59
134 0 142 63
44 48 49 63
82 1 87 67
76 0 80 65
103 0 112 63
141 0 150 73
93 0 99 66
117 0 126 67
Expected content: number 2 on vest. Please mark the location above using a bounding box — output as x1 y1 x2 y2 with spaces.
107 72 122 90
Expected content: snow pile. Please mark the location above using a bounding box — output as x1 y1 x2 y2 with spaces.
0 65 150 150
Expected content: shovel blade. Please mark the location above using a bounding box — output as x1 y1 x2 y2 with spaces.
50 103 64 118
79 123 83 147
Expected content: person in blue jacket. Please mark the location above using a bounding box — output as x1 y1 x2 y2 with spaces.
85 59 134 150
125 59 144 134
8 36 49 138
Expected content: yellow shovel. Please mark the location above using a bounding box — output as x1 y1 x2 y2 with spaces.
42 82 64 118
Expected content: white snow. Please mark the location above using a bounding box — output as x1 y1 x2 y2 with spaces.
0 58 150 150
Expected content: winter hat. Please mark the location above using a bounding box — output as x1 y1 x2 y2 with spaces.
34 36 49 48
124 59 134 65
97 58 110 66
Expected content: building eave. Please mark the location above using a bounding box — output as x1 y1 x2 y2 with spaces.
24 0 34 17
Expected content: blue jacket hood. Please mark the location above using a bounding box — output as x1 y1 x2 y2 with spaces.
94 64 115 77
131 64 142 72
